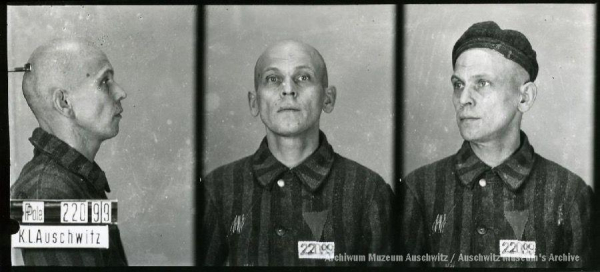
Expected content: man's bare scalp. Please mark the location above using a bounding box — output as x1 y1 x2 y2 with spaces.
23 38 109 120
254 40 328 91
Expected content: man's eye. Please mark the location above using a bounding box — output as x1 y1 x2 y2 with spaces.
266 76 279 83
476 80 490 88
453 82 464 89
97 78 110 91
297 75 310 81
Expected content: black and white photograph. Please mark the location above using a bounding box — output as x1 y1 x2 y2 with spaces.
200 5 396 266
8 6 196 266
400 4 595 268
6 3 598 268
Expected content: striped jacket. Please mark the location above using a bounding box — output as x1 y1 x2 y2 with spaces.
201 131 394 266
10 128 127 266
399 131 593 268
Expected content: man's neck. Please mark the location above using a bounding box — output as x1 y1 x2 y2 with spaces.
41 123 101 162
265 128 320 169
469 130 521 168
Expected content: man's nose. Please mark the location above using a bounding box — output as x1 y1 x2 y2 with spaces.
280 78 296 98
458 84 474 106
113 82 127 100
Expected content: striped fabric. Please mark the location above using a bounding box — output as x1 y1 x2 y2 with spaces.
10 128 127 266
201 131 394 266
399 131 593 268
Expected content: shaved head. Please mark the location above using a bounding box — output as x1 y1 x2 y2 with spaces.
19 38 126 160
249 39 337 139
254 40 328 90
23 38 109 122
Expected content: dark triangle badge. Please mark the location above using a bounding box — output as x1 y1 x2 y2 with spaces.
504 210 529 240
303 210 329 241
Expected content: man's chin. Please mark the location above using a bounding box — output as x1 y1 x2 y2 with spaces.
272 130 303 137
458 129 481 142
267 125 309 138
101 127 120 140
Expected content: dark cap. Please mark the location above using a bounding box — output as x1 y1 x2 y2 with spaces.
452 21 538 82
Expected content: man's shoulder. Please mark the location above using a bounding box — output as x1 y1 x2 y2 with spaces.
11 154 84 199
203 155 253 183
404 154 455 184
399 154 456 201
332 154 390 190
534 154 590 191
332 154 393 205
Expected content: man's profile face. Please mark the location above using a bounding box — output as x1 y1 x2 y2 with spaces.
451 48 526 143
69 52 127 141
253 42 328 137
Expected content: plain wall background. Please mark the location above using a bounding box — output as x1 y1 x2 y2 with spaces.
203 6 396 188
8 6 196 265
403 4 595 187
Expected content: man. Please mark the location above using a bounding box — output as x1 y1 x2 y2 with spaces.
11 38 128 266
201 40 394 266
399 21 594 268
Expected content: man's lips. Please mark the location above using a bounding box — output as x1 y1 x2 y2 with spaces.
458 114 479 121
459 116 479 121
277 107 300 112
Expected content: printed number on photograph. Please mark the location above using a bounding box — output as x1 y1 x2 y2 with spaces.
298 241 334 259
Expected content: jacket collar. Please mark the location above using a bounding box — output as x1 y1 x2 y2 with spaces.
454 131 536 191
252 131 335 193
30 127 111 193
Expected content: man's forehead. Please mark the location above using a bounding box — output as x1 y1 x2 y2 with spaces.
456 49 504 65
258 43 322 71
84 55 113 75
454 48 516 76
56 53 113 82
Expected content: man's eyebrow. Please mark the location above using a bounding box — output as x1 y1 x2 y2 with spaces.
94 67 114 79
295 65 315 72
262 67 280 74
451 73 493 82
450 75 462 82
469 73 493 79
260 66 315 76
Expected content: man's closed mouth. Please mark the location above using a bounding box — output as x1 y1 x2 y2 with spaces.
278 107 300 112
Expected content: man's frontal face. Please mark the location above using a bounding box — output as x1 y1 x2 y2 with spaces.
255 43 326 137
70 53 127 141
451 48 525 144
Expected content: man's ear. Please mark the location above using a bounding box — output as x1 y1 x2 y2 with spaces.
322 86 337 113
52 88 73 117
248 91 259 117
517 82 537 113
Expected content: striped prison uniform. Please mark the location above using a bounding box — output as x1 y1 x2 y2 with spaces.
201 131 394 266
399 131 593 268
11 127 128 266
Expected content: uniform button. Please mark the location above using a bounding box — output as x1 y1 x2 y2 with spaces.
477 226 487 235
276 227 286 236
479 179 487 187
277 179 285 187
